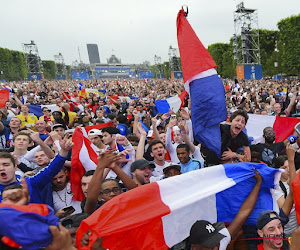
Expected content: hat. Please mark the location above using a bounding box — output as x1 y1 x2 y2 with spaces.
189 220 226 247
147 130 154 138
88 129 103 137
163 164 181 175
52 110 62 115
256 210 280 230
52 123 65 130
130 159 155 172
61 213 89 229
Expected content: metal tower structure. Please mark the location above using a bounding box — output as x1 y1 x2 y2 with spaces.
233 2 261 65
168 46 181 72
22 40 43 73
54 52 66 75
154 55 163 77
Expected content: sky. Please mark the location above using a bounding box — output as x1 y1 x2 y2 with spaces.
1 0 299 65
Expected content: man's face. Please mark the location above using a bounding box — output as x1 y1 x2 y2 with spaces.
0 158 16 185
173 131 182 143
81 175 93 197
100 180 122 202
2 188 28 205
13 135 30 149
9 118 21 129
52 170 68 191
177 148 190 164
88 135 102 148
280 160 289 180
159 133 166 144
21 105 29 113
35 120 47 132
274 104 281 114
150 143 165 161
264 128 276 143
258 216 283 249
54 127 65 137
102 132 113 145
34 151 49 166
230 115 246 137
132 166 152 185
111 118 118 126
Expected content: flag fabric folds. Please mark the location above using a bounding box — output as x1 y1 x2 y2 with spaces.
155 90 187 114
0 203 59 250
176 9 227 157
0 89 10 108
245 114 300 145
71 122 114 201
28 104 60 118
76 162 281 250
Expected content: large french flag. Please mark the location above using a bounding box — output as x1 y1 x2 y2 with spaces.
245 114 300 144
71 122 114 201
155 90 187 114
0 203 59 249
177 9 227 157
76 162 281 250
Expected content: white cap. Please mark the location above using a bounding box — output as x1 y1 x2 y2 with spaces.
147 130 154 138
88 129 103 136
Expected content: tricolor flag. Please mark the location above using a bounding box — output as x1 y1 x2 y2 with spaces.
71 122 114 201
155 90 187 114
177 9 227 157
28 104 60 118
245 114 300 145
0 203 59 250
76 162 281 250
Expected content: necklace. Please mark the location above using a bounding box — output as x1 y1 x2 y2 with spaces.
55 187 68 207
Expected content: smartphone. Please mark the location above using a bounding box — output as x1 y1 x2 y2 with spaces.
62 206 75 212
295 122 300 137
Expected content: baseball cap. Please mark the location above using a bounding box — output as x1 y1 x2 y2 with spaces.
52 123 65 130
61 213 89 229
256 210 280 230
163 164 181 175
88 129 103 137
130 159 155 172
189 220 226 247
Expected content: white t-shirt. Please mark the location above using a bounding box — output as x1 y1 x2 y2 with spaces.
150 161 174 182
53 182 82 215
219 227 231 250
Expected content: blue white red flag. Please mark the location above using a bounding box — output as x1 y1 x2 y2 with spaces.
177 9 227 157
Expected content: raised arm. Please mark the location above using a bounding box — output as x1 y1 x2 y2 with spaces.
136 123 147 160
84 151 120 214
281 144 296 216
227 170 262 238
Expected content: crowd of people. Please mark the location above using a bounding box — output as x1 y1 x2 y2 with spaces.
0 76 300 249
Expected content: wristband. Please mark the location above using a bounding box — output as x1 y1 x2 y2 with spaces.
288 135 298 144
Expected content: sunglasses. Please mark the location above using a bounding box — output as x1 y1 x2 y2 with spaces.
100 187 121 195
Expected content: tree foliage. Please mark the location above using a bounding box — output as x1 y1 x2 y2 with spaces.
277 14 300 75
0 48 27 81
42 60 57 80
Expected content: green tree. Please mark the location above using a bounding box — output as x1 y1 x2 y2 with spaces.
42 60 57 80
257 29 278 76
277 14 300 75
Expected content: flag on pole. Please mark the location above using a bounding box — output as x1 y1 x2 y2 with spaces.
177 9 226 158
76 162 281 250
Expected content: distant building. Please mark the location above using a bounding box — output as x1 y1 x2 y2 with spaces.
87 44 100 64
